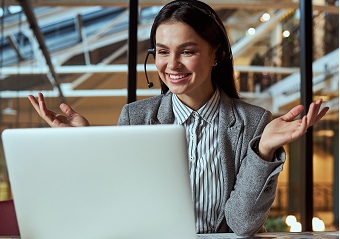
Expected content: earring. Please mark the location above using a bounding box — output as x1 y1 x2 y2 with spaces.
213 61 218 66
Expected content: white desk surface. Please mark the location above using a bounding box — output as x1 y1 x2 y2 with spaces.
0 231 338 239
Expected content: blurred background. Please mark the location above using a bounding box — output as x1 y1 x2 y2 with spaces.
0 0 338 232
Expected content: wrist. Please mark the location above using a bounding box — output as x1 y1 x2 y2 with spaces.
253 138 275 162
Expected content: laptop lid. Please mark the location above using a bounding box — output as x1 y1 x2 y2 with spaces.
2 125 197 239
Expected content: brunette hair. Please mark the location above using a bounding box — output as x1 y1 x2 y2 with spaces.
149 0 239 98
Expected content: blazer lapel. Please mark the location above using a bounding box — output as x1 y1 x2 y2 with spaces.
217 92 243 226
218 92 242 166
152 92 175 125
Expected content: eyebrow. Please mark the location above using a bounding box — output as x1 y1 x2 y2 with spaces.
155 42 199 49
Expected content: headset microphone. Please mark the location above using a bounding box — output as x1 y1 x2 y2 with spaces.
144 48 155 88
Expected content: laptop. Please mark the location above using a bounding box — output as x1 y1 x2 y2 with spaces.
2 125 197 239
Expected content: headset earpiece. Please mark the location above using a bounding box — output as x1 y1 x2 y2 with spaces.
144 48 155 88
148 48 156 58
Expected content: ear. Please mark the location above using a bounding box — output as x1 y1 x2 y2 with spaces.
216 46 226 62
212 45 225 66
212 47 219 66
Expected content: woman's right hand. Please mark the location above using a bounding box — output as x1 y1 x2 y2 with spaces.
28 93 90 127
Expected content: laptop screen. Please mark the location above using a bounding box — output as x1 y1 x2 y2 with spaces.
2 125 197 239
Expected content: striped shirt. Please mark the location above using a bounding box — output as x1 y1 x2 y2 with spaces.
172 89 224 233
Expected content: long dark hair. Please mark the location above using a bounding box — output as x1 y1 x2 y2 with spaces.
149 0 239 99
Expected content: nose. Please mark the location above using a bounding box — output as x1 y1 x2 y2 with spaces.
167 54 182 70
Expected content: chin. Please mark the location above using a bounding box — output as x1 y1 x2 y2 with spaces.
167 85 186 95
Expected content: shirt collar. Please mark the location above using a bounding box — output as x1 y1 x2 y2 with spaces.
172 88 220 124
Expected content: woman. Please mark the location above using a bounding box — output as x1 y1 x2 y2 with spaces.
28 0 329 236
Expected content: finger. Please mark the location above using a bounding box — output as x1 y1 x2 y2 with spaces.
27 95 41 115
300 115 308 132
313 106 329 125
59 103 77 118
307 99 330 127
37 93 60 126
37 93 48 113
306 99 322 126
292 116 308 140
37 93 53 118
281 105 304 122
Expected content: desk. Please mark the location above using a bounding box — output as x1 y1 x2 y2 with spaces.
1 232 338 239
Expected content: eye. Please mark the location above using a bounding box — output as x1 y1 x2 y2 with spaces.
157 50 169 55
182 50 194 55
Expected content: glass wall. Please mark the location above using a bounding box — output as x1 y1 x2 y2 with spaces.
0 0 338 232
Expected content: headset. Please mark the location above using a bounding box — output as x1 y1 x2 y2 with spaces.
143 0 233 89
144 48 155 88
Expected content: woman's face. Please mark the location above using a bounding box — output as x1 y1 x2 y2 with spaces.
155 21 217 109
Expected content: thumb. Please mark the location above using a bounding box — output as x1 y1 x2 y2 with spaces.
59 103 78 117
281 105 304 122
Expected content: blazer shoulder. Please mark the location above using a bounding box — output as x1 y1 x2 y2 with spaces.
229 97 272 124
118 93 172 125
233 98 269 114
126 94 164 109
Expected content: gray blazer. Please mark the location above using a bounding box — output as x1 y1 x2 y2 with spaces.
118 90 285 236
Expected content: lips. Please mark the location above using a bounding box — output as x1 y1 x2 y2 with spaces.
166 73 191 83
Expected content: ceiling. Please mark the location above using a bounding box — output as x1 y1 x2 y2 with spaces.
0 0 339 129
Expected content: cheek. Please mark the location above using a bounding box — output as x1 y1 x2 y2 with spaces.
185 59 205 72
155 59 166 81
155 58 165 70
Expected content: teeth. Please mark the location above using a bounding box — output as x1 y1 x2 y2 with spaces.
169 74 186 79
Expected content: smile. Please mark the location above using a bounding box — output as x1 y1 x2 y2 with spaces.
167 73 190 80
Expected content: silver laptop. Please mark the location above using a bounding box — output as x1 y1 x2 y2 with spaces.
2 125 197 239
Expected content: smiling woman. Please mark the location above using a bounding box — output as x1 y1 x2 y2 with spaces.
27 0 329 236
148 0 236 100
154 22 216 110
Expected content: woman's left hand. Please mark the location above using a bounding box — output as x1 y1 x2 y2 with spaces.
258 99 329 161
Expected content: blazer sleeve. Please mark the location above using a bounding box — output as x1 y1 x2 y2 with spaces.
224 109 286 236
